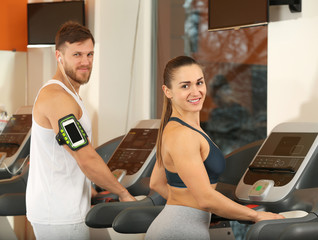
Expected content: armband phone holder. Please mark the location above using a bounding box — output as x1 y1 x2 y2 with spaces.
56 114 89 151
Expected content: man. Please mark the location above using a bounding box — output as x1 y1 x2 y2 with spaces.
26 21 135 240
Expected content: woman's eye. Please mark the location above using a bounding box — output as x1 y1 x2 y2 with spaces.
181 85 188 89
197 81 204 85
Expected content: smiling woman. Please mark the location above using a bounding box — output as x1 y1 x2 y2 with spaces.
145 56 283 240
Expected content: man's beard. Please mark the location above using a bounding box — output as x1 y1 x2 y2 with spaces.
64 64 92 85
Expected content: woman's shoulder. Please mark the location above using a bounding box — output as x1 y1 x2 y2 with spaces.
164 121 199 143
163 122 202 159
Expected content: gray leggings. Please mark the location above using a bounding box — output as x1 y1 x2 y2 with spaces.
145 205 211 240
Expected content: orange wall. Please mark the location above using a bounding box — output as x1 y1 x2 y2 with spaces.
0 0 28 52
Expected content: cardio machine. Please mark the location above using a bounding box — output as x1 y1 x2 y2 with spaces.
85 119 165 228
0 113 32 180
0 106 33 217
111 122 318 240
236 122 318 239
0 117 161 238
0 107 32 240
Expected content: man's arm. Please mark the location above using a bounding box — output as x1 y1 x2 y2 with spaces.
35 86 135 202
69 143 134 201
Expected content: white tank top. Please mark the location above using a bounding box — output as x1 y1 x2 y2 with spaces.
26 80 92 224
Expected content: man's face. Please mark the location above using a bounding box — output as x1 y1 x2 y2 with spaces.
61 39 94 85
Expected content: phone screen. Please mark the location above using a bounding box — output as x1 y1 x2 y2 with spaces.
65 121 83 144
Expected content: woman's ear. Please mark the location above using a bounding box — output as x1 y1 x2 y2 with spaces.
162 85 172 99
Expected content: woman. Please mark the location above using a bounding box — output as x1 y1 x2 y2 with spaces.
145 56 284 240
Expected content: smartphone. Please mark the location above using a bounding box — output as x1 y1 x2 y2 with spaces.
62 118 85 148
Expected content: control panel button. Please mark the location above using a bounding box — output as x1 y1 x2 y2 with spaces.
248 179 274 201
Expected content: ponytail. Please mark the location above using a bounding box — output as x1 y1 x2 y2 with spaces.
156 96 172 166
155 56 198 166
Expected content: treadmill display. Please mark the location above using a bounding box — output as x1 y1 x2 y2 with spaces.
258 133 316 157
0 114 32 157
107 128 158 175
244 132 318 186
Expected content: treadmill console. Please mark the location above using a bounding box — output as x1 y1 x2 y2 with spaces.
236 122 318 202
107 119 160 188
0 114 31 157
0 114 32 178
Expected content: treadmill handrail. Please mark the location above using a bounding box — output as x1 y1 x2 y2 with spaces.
0 193 26 216
85 197 155 228
112 205 164 234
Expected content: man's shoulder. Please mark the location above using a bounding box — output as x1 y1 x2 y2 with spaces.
35 84 77 116
40 81 66 93
38 83 71 103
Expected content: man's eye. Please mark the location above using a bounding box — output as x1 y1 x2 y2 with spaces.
181 85 188 89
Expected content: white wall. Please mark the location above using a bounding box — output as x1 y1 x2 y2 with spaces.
94 0 152 145
0 51 27 116
268 1 318 133
26 45 56 105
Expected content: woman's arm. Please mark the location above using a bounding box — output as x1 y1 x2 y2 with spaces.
149 160 169 199
168 128 283 222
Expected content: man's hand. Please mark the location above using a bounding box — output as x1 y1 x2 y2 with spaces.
91 186 98 198
119 191 136 202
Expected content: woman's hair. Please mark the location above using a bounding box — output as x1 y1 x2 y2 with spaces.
156 56 199 166
55 21 95 51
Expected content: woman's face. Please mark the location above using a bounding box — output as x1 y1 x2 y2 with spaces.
164 64 206 114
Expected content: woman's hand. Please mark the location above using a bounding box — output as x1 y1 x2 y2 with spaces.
254 211 285 222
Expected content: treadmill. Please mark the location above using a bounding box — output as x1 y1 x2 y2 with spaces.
235 122 318 239
86 119 164 228
0 114 31 180
0 107 32 217
111 122 318 239
0 118 161 238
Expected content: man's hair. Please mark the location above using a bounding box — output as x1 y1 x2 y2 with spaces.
55 21 95 51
